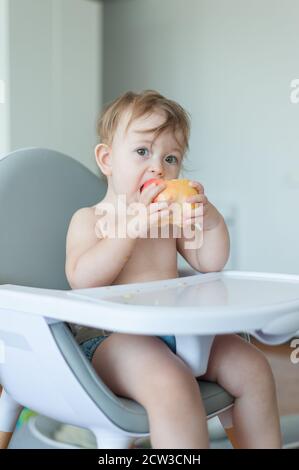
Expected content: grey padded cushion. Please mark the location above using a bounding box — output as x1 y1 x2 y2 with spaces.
0 147 106 289
0 147 234 433
51 322 234 433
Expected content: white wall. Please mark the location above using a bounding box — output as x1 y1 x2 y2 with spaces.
103 0 299 273
7 0 102 174
0 0 9 158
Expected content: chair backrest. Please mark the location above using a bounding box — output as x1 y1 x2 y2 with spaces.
0 148 107 290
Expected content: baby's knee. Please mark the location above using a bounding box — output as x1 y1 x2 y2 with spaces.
149 359 201 406
245 347 275 390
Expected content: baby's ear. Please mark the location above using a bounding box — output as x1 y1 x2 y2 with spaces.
95 143 112 176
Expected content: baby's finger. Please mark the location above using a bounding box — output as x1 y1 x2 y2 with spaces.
140 182 167 205
185 194 207 205
150 208 170 225
149 201 169 213
183 206 203 218
188 181 204 193
147 181 167 195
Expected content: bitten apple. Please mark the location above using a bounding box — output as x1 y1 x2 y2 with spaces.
140 178 199 226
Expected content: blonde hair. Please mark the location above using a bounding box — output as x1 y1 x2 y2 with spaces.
97 90 191 155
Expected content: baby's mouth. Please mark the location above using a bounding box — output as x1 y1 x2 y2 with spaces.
139 178 164 192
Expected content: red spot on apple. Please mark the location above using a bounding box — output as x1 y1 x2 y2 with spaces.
140 178 163 192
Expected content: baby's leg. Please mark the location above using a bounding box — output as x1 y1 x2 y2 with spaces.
201 334 281 448
91 333 209 449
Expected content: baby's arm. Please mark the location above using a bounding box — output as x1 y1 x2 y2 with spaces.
193 213 230 272
65 207 137 289
177 211 230 273
176 182 230 274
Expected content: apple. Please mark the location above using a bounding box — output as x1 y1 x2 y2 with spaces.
140 178 198 206
140 178 199 226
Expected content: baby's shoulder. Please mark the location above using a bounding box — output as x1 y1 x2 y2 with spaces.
65 205 101 283
70 205 97 226
67 204 101 244
71 199 110 239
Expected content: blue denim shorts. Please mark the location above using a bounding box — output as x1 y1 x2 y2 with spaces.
80 335 176 362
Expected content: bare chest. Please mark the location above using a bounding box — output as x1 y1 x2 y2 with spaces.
112 236 178 285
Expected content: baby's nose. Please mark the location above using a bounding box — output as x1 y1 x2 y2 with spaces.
150 165 164 177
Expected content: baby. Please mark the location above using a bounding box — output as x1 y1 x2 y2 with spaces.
65 90 281 449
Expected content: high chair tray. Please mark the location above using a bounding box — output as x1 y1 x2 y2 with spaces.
69 270 299 343
1 271 299 343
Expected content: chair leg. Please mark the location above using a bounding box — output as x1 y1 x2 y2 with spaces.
224 427 239 449
91 428 137 449
0 431 14 450
0 388 23 449
218 407 239 449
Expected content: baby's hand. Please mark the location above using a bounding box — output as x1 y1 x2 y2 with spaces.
128 181 171 238
95 182 170 239
184 181 222 231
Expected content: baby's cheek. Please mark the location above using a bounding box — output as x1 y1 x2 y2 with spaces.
112 173 134 196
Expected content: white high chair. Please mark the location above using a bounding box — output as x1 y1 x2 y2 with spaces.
1 148 299 449
0 148 234 449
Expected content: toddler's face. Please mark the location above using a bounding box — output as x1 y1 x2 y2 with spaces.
106 109 185 199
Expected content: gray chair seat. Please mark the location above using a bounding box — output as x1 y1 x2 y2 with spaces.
51 322 234 434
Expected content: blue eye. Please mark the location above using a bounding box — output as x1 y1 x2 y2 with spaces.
136 147 149 157
165 155 178 164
